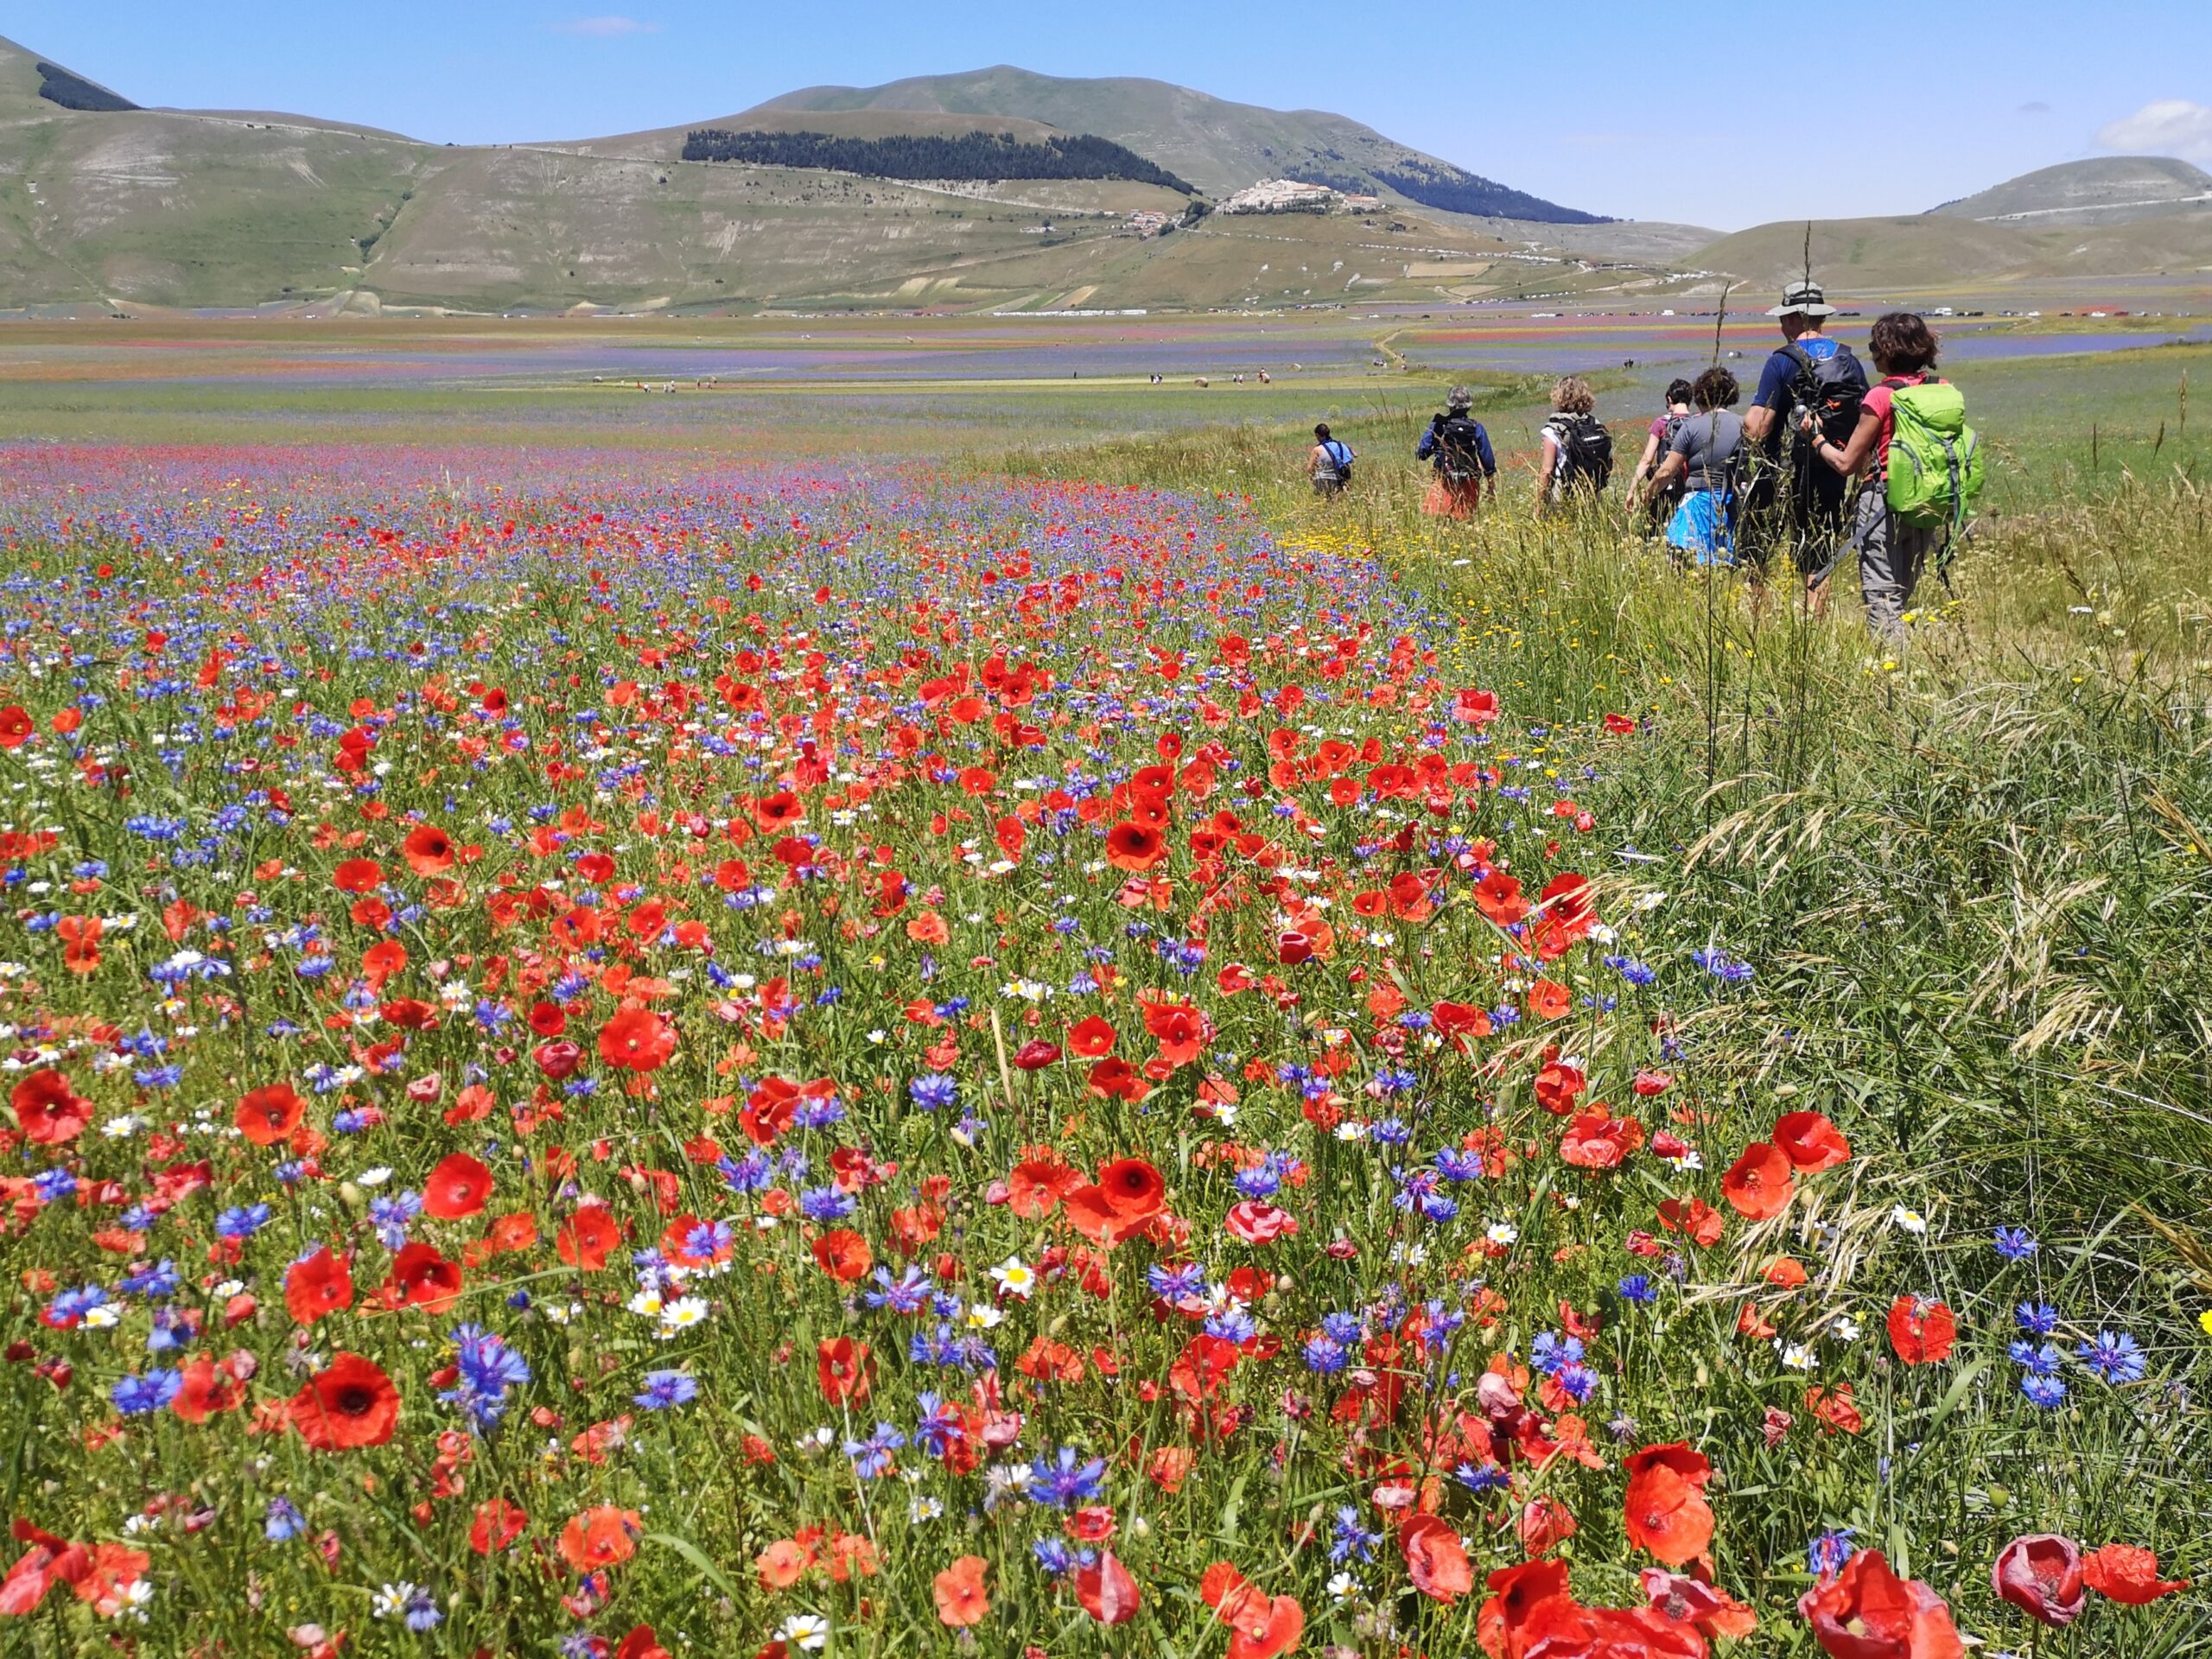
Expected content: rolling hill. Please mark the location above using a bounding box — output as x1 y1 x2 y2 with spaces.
1691 157 2212 294
0 34 1640 314
1930 156 2212 226
747 66 1606 225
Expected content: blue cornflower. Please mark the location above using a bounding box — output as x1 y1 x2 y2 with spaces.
908 1074 958 1111
1457 1462 1512 1493
111 1370 182 1415
2009 1341 2063 1377
1603 953 1657 987
1808 1528 1856 1576
1993 1226 2038 1262
843 1421 906 1478
1203 1306 1256 1344
440 1325 531 1429
31 1167 76 1204
2017 1301 2060 1335
1319 1311 1364 1345
1030 1446 1108 1508
633 1370 699 1410
797 1184 855 1223
1303 1336 1348 1373
215 1203 272 1239
864 1264 934 1313
368 1190 422 1249
1145 1262 1207 1303
2022 1373 2069 1408
120 1260 181 1299
264 1497 307 1541
1032 1537 1077 1577
401 1585 442 1633
913 1392 963 1458
1530 1332 1584 1376
2077 1330 2146 1385
1434 1148 1486 1181
717 1150 773 1193
1617 1274 1656 1306
1330 1505 1381 1564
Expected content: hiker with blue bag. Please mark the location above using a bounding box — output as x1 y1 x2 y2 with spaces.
1802 312 1982 642
1308 423 1356 497
1645 366 1744 565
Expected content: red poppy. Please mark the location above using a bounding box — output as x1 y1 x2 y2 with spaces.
933 1554 990 1627
1656 1196 1726 1247
402 824 454 876
558 1505 641 1573
1992 1534 2084 1627
1065 1158 1164 1246
378 1243 464 1314
170 1355 245 1424
1641 1567 1760 1639
615 1626 671 1659
1006 1159 1084 1219
10 1070 92 1146
1798 1550 1965 1659
1886 1296 1957 1365
1473 869 1528 924
1073 1550 1140 1624
1143 1001 1213 1065
333 858 383 893
289 1352 401 1450
1560 1106 1645 1169
817 1336 874 1405
1103 821 1166 871
1774 1110 1852 1171
0 706 32 749
2081 1543 2190 1604
422 1153 493 1219
1533 1060 1586 1115
1527 979 1572 1020
1401 1513 1473 1603
811 1229 874 1281
1623 1442 1715 1567
1067 1015 1119 1057
1011 1039 1059 1070
599 1007 677 1073
1720 1142 1796 1220
550 1207 619 1273
467 1498 527 1555
284 1248 354 1325
234 1084 306 1147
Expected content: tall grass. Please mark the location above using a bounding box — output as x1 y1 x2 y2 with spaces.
1000 410 2212 1645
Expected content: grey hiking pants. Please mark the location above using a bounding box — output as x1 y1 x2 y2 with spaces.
1850 486 1937 645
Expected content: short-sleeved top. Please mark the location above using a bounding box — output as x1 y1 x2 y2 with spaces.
1751 335 1847 454
1859 373 1936 476
1668 410 1743 493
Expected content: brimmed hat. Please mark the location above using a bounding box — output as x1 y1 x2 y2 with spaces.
1768 280 1837 319
1446 385 1473 410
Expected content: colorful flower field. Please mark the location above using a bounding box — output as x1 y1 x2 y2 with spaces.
0 444 2200 1658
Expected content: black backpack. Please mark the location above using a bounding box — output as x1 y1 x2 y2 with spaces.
1438 416 1488 483
1783 340 1869 445
1552 414 1614 492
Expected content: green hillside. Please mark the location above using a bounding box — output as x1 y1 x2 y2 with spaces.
750 67 1606 222
1931 156 2212 225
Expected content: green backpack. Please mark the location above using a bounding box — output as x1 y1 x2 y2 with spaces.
1884 378 1983 531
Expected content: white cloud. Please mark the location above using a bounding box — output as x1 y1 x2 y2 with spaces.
550 15 661 36
2094 99 2212 161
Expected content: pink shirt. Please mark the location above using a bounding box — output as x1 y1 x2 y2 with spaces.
1862 373 1936 474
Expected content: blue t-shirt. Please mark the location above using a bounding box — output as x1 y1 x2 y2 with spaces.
1752 336 1844 454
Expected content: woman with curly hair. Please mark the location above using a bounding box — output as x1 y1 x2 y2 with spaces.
1535 376 1612 510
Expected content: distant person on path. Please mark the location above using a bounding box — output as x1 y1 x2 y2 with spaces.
1417 386 1496 518
1628 378 1697 533
1535 376 1613 510
1802 311 1981 644
1741 281 1867 601
1308 423 1356 496
1646 366 1744 565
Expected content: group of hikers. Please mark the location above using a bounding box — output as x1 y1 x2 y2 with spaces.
1304 282 1983 641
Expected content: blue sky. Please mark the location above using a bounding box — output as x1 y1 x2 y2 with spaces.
10 1 2207 230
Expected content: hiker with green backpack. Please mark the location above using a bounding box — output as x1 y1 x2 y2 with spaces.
1802 312 1982 643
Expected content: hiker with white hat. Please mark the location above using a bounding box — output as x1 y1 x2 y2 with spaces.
1739 280 1868 601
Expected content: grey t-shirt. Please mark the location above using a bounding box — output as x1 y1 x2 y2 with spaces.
1669 410 1743 493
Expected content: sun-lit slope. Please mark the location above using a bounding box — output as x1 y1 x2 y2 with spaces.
749 66 1604 222
1932 156 2212 225
1690 215 2039 291
0 35 448 308
557 105 1065 162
